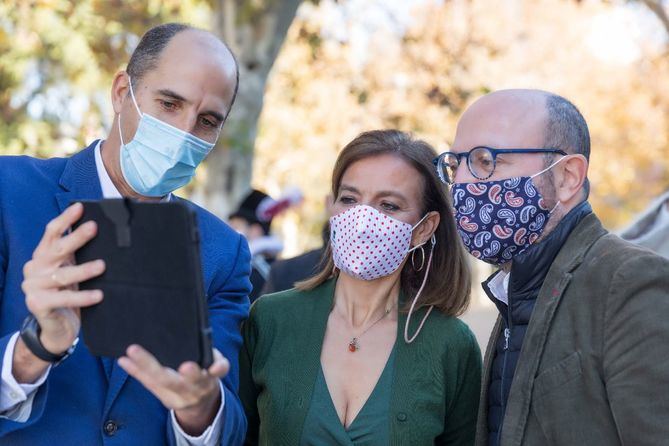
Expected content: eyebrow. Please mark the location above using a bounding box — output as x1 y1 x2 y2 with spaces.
157 88 188 103
156 89 226 122
377 190 408 201
339 185 408 202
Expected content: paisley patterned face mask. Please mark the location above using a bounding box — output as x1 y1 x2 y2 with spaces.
451 157 565 265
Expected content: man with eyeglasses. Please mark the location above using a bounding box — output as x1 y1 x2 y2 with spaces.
435 89 669 446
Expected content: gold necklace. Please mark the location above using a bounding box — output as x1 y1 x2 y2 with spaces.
348 307 393 353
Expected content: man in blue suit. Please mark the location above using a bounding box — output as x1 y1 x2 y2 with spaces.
0 23 251 445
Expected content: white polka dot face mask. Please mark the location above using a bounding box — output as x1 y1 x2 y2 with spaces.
329 205 427 281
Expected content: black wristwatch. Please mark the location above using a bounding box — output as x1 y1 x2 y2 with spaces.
19 315 77 364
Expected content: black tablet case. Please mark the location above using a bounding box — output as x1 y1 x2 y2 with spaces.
73 199 213 369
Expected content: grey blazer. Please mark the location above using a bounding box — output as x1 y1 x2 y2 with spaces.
475 213 669 446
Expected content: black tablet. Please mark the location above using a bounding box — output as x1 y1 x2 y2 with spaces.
73 199 213 369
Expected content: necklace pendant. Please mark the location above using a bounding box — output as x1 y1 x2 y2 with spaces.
348 338 358 352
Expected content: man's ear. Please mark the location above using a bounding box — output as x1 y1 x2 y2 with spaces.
556 154 588 204
411 211 440 247
111 71 131 114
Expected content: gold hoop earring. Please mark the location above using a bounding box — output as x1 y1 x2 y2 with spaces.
411 245 426 271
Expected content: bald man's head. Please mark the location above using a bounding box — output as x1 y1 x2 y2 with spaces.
453 89 590 194
456 89 589 160
127 23 239 113
454 89 549 152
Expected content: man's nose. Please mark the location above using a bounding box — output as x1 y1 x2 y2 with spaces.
452 161 478 184
172 112 199 134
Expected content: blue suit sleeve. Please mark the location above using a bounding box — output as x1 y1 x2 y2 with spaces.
167 232 252 446
0 196 51 436
0 333 51 436
213 234 251 446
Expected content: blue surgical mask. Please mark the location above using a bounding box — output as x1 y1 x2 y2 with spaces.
118 77 216 197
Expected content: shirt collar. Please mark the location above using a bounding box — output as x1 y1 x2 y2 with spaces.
94 141 122 199
94 141 171 202
487 269 510 305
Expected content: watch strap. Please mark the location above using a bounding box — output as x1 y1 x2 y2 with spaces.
19 315 75 364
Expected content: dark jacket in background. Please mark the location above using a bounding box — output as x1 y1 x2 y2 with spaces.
261 247 325 294
250 255 274 303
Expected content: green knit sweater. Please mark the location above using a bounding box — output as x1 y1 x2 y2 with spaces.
239 278 482 445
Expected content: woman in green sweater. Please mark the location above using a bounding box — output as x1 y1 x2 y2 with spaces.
240 130 481 445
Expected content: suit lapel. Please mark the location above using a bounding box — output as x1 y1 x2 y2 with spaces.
100 356 113 380
55 140 104 212
501 214 607 446
56 141 132 416
103 361 130 417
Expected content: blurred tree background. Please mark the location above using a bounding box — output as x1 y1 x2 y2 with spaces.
255 0 669 254
0 0 211 156
1 0 668 257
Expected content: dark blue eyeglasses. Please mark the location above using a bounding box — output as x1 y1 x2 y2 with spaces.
432 146 567 184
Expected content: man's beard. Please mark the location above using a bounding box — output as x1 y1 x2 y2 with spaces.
534 170 564 243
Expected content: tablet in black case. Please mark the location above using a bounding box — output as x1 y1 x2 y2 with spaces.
73 199 213 370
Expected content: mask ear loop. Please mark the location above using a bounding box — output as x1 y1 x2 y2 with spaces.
118 111 126 147
529 154 568 179
404 234 436 344
126 76 142 117
117 76 143 147
406 212 430 257
530 155 569 214
410 213 429 232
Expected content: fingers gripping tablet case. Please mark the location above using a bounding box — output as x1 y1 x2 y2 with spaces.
73 199 213 370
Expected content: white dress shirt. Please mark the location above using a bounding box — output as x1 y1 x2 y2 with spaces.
487 269 510 305
0 141 224 445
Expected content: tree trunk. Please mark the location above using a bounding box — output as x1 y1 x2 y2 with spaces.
194 0 303 218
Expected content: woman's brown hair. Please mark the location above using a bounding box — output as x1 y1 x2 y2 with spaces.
296 129 471 317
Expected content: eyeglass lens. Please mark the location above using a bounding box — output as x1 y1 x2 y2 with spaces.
438 147 496 183
468 147 495 179
438 153 459 184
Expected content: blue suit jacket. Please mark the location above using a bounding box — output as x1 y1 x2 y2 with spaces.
0 142 251 445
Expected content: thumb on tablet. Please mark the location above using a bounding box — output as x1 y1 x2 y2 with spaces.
208 349 229 378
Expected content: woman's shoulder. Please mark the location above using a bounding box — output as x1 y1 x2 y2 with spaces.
254 287 305 308
249 281 333 325
418 309 479 353
398 310 481 405
249 288 304 322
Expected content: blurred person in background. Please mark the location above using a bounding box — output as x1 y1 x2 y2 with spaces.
435 89 669 446
240 129 481 445
261 223 328 295
619 189 669 258
229 188 302 302
261 196 333 294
